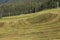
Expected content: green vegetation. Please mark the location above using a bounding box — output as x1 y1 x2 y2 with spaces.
0 8 60 40
0 0 60 17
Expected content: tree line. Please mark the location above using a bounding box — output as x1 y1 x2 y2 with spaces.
0 0 60 17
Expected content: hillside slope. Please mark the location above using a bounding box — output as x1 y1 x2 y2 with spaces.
0 8 60 40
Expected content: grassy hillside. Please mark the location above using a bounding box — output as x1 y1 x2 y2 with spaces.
0 8 60 40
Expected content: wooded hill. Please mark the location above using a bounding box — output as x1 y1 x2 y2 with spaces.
0 0 60 17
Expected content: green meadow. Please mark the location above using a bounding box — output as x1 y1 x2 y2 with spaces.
0 8 60 40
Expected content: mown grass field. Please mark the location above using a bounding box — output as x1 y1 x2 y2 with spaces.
0 8 60 40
